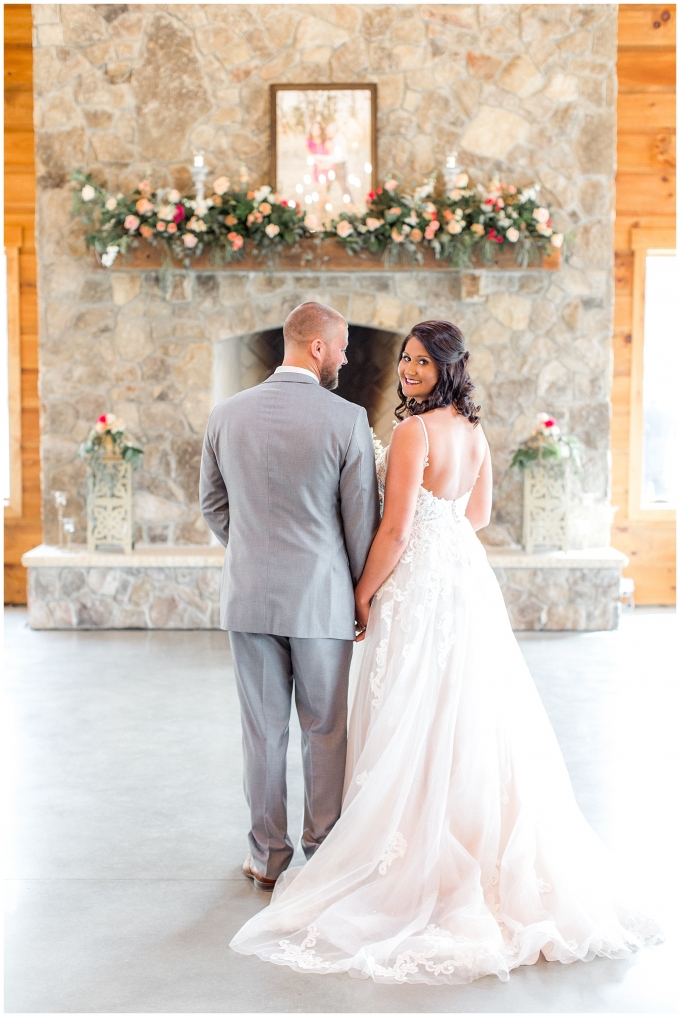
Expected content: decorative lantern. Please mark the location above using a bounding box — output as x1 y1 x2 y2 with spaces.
86 454 133 553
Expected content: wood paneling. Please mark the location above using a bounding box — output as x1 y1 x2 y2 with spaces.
617 49 676 91
4 4 41 604
612 6 676 604
618 4 675 47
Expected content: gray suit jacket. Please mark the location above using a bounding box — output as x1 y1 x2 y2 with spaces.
199 371 380 639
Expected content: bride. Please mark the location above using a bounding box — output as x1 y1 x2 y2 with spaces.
230 320 661 984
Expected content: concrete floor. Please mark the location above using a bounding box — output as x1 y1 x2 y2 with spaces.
3 606 677 1013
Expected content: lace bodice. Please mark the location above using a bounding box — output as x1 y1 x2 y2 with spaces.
376 444 471 529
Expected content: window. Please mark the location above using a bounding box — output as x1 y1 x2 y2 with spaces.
629 228 677 521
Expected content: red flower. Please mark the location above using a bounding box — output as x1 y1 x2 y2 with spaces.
368 191 376 200
376 187 383 194
173 205 185 222
544 418 556 428
98 414 107 423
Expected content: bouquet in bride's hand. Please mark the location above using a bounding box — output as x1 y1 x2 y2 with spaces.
370 428 384 462
510 413 581 471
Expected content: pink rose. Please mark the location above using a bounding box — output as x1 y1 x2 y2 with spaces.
167 222 177 233
384 179 398 191
336 220 353 239
124 215 140 231
182 233 198 248
228 233 244 251
265 223 280 238
156 221 166 231
424 221 440 240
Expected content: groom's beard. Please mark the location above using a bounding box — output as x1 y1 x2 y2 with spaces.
320 358 341 390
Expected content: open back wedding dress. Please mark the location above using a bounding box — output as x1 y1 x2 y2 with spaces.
230 424 661 984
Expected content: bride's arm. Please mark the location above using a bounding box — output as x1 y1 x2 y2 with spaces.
465 438 492 531
354 419 424 636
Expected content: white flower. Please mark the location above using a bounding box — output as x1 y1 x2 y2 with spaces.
551 233 564 248
158 204 176 221
506 227 520 243
365 217 384 231
336 220 353 239
167 189 181 203
104 196 117 211
447 220 463 234
454 208 463 219
384 178 398 191
304 213 318 231
536 222 552 236
533 206 550 224
212 176 230 196
454 172 468 188
253 185 272 203
81 184 95 201
101 245 119 267
265 223 280 238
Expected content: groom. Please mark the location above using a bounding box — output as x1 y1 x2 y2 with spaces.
200 301 380 891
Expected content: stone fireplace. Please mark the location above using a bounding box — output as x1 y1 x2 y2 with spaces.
25 2 626 630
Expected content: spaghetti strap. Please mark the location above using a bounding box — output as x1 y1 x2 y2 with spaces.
416 415 430 468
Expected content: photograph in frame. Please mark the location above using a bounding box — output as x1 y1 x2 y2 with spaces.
271 83 377 229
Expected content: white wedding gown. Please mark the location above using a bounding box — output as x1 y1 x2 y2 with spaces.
230 442 661 984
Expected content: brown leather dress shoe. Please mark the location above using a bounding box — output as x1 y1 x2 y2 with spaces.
242 853 277 893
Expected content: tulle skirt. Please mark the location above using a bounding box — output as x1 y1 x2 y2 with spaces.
230 492 662 983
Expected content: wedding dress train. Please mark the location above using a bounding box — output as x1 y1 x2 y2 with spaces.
230 448 661 984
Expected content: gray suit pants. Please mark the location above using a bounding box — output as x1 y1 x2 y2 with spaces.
229 632 354 880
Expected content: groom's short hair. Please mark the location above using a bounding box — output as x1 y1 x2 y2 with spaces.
283 301 346 350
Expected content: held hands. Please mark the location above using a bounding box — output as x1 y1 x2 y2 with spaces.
354 594 370 642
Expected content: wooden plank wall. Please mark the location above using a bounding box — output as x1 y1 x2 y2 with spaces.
4 4 41 603
613 4 676 604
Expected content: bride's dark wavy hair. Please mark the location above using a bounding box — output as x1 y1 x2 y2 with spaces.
395 320 481 425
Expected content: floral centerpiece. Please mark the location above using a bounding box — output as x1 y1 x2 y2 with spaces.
78 413 143 468
510 413 581 471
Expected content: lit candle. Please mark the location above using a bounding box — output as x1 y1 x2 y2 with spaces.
194 153 204 168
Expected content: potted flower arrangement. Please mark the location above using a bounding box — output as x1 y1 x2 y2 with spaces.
78 414 143 554
510 414 581 555
510 413 581 471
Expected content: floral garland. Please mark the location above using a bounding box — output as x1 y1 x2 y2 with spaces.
325 174 564 269
510 413 580 471
71 170 564 270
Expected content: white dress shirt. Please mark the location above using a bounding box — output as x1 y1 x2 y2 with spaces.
274 365 319 383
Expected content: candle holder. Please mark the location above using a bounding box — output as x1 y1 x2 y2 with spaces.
62 518 75 551
190 150 209 217
53 491 67 548
443 151 459 194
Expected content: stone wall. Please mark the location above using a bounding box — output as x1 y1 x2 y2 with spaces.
32 4 618 549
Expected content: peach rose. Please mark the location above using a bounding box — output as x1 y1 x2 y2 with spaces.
156 221 166 231
213 176 230 196
336 220 354 239
424 221 440 240
136 198 153 215
182 233 198 248
225 214 238 226
470 223 485 236
140 225 153 239
167 222 177 233
410 228 423 242
259 202 272 215
265 223 280 238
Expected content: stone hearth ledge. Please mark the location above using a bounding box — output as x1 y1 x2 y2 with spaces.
22 545 628 632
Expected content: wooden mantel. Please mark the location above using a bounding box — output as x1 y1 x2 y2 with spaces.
92 237 561 273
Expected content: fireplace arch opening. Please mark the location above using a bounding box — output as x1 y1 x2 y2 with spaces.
214 324 404 443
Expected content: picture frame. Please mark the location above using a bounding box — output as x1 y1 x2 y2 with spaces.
270 83 377 228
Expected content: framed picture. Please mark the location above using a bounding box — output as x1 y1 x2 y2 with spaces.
270 83 377 229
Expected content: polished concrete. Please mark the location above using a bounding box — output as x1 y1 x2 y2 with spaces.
4 606 676 1013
